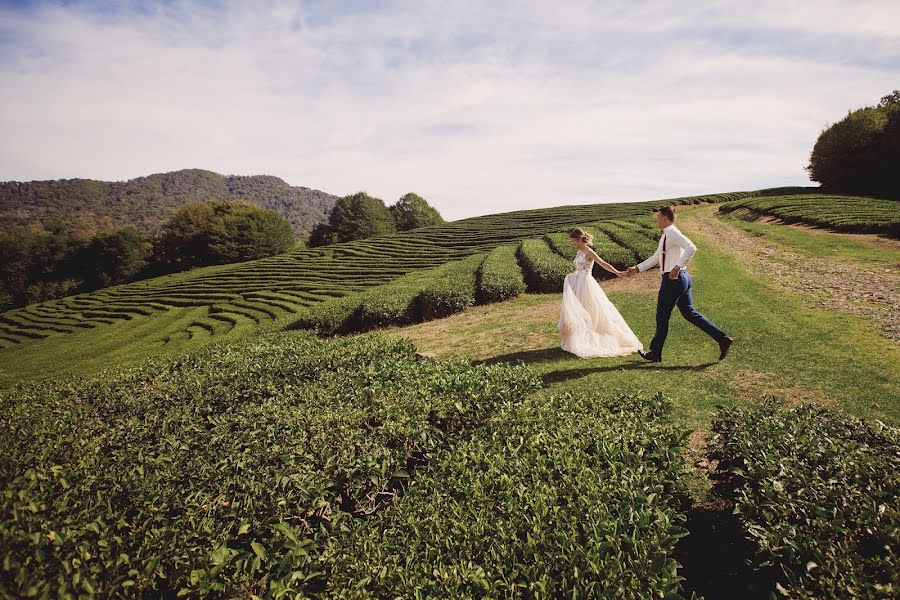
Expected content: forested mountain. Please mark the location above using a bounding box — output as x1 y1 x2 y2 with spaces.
0 169 339 240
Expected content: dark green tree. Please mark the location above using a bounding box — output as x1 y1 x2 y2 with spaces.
154 200 294 267
307 192 395 247
330 192 396 242
80 227 151 287
807 89 900 199
390 193 445 231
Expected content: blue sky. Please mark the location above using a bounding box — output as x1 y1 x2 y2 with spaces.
1 1 898 220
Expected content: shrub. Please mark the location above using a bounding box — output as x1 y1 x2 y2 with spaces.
325 392 691 598
476 245 526 303
711 399 900 598
517 238 573 293
719 194 900 237
288 294 362 336
417 254 483 320
0 333 540 598
592 222 659 261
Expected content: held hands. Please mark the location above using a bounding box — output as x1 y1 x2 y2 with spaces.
624 266 639 278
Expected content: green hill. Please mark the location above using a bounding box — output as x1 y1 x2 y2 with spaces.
0 188 811 384
0 168 339 239
1 189 897 598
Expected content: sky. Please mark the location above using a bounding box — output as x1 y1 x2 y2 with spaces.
0 1 898 220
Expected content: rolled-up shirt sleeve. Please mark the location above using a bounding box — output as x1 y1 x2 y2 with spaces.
672 229 697 268
636 247 659 272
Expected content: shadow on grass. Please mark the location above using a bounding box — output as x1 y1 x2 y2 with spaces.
476 347 717 385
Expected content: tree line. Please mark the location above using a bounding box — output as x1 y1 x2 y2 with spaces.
0 191 444 311
308 192 444 246
0 200 294 311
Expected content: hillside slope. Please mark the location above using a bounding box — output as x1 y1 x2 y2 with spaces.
0 168 339 239
0 188 810 384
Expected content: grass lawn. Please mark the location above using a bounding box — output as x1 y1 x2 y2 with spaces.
383 209 900 432
719 212 900 268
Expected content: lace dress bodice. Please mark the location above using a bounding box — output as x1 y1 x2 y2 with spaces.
574 249 593 275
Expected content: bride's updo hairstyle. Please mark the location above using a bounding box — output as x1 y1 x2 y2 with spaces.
569 228 593 245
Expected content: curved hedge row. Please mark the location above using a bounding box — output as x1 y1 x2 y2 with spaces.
292 255 485 335
592 222 660 260
712 399 900 598
417 254 482 320
718 194 900 238
475 245 527 304
0 333 541 598
517 238 573 293
545 229 636 271
1 188 808 354
325 392 690 598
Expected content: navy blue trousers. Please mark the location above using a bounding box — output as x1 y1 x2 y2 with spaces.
649 269 726 357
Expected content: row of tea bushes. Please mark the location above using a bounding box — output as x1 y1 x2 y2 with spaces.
325 392 691 598
718 193 900 237
292 254 486 335
517 238 574 293
592 222 660 260
544 229 636 272
475 244 527 304
711 399 899 598
0 333 541 598
1 188 800 351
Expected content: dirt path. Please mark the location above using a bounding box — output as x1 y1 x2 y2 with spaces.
682 204 900 341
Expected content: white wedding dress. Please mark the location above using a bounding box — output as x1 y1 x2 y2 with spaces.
558 249 644 358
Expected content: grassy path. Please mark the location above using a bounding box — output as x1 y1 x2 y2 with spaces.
384 204 900 431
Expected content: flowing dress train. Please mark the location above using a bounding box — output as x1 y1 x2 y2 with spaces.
558 249 643 358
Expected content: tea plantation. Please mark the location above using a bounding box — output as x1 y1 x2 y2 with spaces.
1 332 693 598
2 187 898 597
719 193 900 237
0 189 788 360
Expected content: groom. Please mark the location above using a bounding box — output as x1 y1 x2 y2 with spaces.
624 206 734 362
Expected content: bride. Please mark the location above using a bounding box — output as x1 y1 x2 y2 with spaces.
558 228 644 358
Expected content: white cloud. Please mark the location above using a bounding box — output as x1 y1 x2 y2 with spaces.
0 0 897 220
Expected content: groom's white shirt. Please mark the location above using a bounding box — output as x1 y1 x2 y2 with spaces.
636 223 697 273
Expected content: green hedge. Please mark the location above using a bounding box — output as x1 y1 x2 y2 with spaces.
476 245 527 304
712 399 900 598
572 225 640 271
418 254 484 320
0 333 540 598
719 194 900 238
325 392 691 598
290 294 363 336
292 255 485 334
517 238 573 293
592 222 659 261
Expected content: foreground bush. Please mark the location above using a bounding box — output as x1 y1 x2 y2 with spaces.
0 333 540 597
712 399 900 598
475 244 526 303
325 392 691 598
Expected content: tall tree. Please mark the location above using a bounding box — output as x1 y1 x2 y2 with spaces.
154 200 294 267
390 193 445 231
307 192 395 246
807 89 900 199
